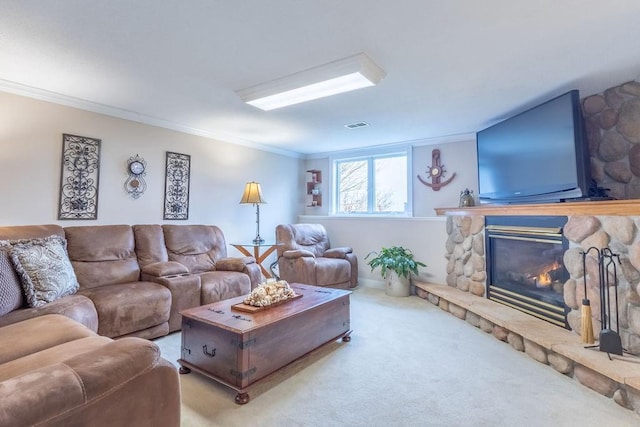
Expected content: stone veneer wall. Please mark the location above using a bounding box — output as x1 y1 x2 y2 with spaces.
583 81 640 199
444 215 486 296
563 215 640 355
443 214 640 357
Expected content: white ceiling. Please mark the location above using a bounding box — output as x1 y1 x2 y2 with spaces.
2 1 640 157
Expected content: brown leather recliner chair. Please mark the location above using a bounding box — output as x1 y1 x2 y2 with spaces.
275 223 357 288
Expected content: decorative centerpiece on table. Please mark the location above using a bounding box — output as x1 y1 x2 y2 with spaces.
232 280 301 312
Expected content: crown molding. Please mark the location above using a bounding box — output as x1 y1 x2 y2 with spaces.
0 78 304 159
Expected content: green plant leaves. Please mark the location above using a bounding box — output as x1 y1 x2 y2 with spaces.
365 246 426 279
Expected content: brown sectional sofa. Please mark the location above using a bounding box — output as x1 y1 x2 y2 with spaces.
0 223 262 427
0 223 262 336
0 314 180 426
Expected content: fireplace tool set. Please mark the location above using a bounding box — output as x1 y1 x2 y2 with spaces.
581 247 623 357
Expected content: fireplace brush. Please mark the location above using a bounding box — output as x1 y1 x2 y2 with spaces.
599 248 623 356
580 248 598 344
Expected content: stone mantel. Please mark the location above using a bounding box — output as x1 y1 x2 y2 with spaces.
435 199 640 217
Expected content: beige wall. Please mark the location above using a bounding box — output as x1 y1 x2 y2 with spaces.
303 139 478 218
0 91 302 261
0 90 480 285
298 215 448 285
301 139 479 286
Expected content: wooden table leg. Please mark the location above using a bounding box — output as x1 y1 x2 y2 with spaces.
235 392 250 405
231 244 279 279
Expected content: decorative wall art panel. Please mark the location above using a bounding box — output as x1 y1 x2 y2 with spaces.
57 134 101 220
163 151 190 220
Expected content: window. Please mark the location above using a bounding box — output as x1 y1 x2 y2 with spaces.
333 149 411 215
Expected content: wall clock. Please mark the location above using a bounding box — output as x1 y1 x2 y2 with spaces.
417 149 456 191
124 154 147 199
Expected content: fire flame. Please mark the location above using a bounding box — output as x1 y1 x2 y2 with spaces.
535 261 561 288
537 272 552 287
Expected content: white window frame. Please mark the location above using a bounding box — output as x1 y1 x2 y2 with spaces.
330 146 413 217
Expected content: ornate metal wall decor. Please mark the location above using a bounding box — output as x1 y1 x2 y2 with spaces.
163 151 190 220
124 154 147 199
417 148 456 191
58 134 101 220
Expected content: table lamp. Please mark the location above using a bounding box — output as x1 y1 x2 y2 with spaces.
239 181 266 244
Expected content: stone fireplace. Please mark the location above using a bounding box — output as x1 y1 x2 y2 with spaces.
485 216 569 329
432 205 640 415
443 209 640 356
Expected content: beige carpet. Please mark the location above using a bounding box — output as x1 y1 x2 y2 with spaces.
153 285 640 427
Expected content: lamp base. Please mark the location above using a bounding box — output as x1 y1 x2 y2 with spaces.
252 237 265 245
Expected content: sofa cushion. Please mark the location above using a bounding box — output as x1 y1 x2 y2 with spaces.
79 282 171 338
9 235 79 308
163 225 228 273
0 314 97 364
200 271 251 305
315 257 351 285
65 225 141 289
133 224 169 267
0 294 98 332
0 335 111 382
0 246 23 315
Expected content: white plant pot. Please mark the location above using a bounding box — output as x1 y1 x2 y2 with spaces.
385 271 410 297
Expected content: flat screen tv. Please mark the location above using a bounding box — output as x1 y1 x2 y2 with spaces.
476 90 592 204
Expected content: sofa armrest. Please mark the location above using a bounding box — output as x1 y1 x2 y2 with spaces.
283 249 315 259
0 294 98 333
0 338 180 427
216 256 256 272
141 261 189 277
323 247 353 259
141 274 201 333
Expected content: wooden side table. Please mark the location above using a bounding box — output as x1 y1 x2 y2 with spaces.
231 242 281 279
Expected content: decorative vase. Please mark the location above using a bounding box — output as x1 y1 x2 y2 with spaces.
385 271 411 297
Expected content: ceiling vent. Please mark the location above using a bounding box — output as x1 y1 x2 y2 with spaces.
345 121 369 129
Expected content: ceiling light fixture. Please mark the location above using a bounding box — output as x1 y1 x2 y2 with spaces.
236 53 385 111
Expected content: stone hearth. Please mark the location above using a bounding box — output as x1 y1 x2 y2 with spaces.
414 281 640 414
435 202 640 415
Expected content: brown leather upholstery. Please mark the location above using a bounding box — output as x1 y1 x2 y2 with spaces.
0 315 180 427
0 294 98 332
163 225 261 304
65 225 171 339
65 225 141 288
0 223 259 337
276 223 358 288
0 225 99 331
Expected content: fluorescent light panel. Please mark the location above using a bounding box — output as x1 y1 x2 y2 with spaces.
236 53 385 111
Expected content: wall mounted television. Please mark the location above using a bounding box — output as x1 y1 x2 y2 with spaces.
476 89 592 204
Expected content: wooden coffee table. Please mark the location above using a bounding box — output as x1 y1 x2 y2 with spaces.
178 283 352 404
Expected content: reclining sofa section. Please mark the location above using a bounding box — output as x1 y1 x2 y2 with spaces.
0 223 261 338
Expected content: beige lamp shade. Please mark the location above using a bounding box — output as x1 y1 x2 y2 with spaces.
239 181 266 205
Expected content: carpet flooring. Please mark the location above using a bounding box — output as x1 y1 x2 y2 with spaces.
153 285 640 427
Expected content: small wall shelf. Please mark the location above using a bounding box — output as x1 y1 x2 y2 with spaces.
306 170 322 207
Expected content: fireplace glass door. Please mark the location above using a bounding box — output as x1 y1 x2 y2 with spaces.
486 217 569 328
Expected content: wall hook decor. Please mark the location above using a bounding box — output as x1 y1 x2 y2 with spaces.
417 149 456 191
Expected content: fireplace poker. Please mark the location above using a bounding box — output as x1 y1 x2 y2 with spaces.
599 249 623 356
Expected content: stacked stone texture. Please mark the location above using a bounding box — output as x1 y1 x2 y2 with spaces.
563 215 640 355
583 81 640 199
444 215 485 295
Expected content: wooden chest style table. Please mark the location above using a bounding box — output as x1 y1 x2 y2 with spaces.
178 283 352 404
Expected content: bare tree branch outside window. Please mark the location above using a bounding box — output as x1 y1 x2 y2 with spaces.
336 154 407 214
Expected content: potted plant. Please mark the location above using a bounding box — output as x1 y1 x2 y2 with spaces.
365 246 426 297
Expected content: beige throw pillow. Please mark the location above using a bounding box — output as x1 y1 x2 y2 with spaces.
9 235 79 308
